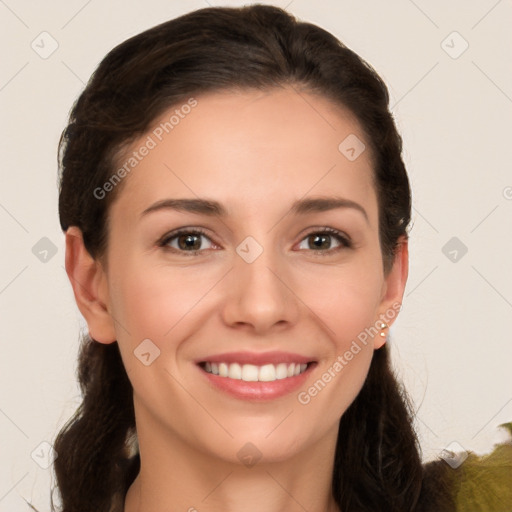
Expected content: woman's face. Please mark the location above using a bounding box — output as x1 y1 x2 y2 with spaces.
80 87 407 464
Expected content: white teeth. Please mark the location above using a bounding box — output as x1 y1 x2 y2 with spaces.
219 362 229 377
259 364 276 382
275 363 288 379
241 364 259 382
228 362 242 379
202 361 309 381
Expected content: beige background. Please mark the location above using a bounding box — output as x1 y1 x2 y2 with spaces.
1 0 511 510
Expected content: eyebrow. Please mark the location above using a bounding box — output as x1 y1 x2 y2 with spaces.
140 196 369 223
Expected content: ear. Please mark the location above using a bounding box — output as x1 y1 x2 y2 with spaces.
64 226 117 344
374 236 409 349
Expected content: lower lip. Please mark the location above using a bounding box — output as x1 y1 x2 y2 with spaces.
198 363 317 401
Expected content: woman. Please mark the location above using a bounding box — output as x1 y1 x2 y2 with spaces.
54 4 484 511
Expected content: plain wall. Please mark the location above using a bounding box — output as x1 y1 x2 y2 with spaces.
1 1 511 510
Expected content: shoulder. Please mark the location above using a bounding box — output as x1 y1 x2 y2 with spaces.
454 430 512 512
417 422 512 512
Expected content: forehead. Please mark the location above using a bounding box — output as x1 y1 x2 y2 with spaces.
109 87 377 223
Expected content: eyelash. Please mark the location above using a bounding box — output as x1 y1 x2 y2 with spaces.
157 227 352 256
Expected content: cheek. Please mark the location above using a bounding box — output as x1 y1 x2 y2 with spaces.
303 254 384 340
108 263 215 405
296 273 379 423
107 259 233 394
295 256 382 411
109 262 217 345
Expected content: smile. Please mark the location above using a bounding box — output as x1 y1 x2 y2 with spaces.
200 361 309 382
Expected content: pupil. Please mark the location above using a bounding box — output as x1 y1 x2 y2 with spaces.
311 234 329 250
179 234 200 250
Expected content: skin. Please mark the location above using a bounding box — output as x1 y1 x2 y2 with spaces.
65 87 408 512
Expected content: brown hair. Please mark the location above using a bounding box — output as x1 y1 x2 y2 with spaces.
55 5 456 511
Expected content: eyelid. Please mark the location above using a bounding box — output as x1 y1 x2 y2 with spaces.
301 226 351 241
157 227 215 249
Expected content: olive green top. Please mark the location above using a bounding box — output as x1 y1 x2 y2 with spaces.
455 423 512 512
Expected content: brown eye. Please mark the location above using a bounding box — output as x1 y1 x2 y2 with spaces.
176 233 203 251
159 229 215 253
297 229 351 253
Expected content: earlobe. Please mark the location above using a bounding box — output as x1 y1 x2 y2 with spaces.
374 237 409 349
65 226 117 344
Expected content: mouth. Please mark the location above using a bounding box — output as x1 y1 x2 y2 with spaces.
198 361 312 382
196 358 317 401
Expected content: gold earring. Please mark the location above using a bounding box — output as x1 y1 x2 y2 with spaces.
379 321 388 338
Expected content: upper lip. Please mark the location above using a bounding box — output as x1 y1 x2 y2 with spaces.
196 351 315 366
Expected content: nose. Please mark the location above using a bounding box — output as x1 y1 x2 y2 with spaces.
221 241 300 334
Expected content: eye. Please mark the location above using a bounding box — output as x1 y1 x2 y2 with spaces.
157 226 352 256
158 228 216 254
296 228 352 254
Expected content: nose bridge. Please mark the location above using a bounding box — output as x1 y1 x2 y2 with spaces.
237 238 279 289
221 233 297 331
